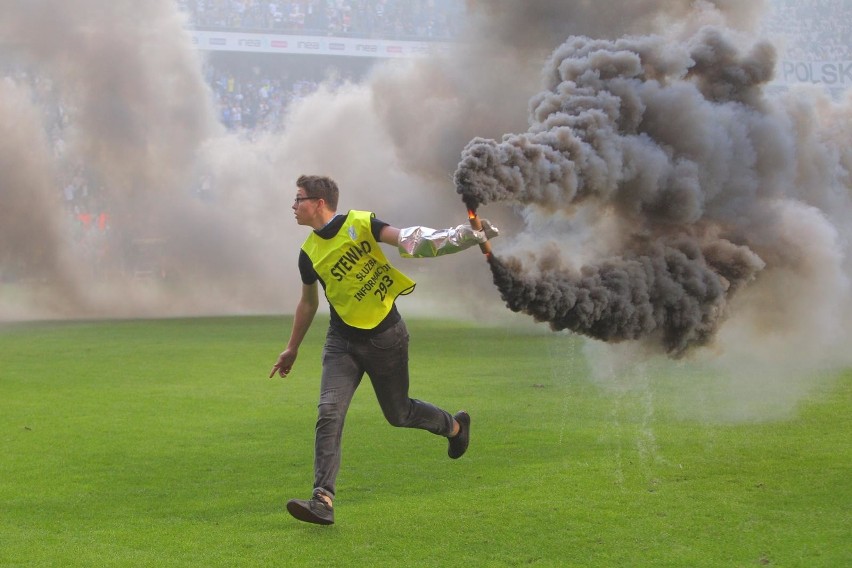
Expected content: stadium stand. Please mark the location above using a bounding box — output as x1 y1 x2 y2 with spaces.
177 0 463 40
761 0 851 98
762 0 851 61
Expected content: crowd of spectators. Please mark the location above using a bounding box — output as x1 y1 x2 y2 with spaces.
762 0 851 61
204 53 369 134
208 64 321 132
177 0 464 40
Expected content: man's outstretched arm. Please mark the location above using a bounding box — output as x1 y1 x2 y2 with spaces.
380 220 498 258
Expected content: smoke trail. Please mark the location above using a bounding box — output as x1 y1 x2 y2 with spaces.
455 23 852 356
488 238 764 356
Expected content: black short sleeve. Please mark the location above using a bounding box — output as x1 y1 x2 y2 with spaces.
371 217 389 242
298 250 318 285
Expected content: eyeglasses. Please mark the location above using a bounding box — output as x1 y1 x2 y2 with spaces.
294 196 319 204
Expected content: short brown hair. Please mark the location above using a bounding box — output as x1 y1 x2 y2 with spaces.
297 175 339 210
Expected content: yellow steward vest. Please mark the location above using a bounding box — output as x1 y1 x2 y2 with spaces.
302 210 416 329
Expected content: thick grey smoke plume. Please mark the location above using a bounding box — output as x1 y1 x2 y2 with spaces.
456 25 852 356
487 238 763 356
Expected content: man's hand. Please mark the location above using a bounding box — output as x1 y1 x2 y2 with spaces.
269 348 297 378
478 218 499 240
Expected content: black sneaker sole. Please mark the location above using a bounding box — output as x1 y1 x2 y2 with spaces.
286 499 334 525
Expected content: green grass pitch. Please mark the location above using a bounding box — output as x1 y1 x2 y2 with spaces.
0 316 849 567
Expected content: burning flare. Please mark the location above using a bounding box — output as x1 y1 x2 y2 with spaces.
467 209 492 257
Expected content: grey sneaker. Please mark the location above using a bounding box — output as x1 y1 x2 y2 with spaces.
448 410 470 459
286 492 334 525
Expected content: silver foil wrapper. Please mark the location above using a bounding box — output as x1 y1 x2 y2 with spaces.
398 224 485 258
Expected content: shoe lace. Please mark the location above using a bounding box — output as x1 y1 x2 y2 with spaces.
313 493 333 508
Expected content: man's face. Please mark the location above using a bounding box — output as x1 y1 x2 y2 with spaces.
292 187 320 226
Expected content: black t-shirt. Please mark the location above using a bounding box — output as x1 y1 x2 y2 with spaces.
298 213 402 338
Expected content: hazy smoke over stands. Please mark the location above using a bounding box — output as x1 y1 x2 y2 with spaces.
0 0 233 316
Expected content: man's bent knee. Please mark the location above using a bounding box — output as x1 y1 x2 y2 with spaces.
383 407 413 428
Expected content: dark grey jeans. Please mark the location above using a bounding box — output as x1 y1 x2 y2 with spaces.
313 318 454 498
